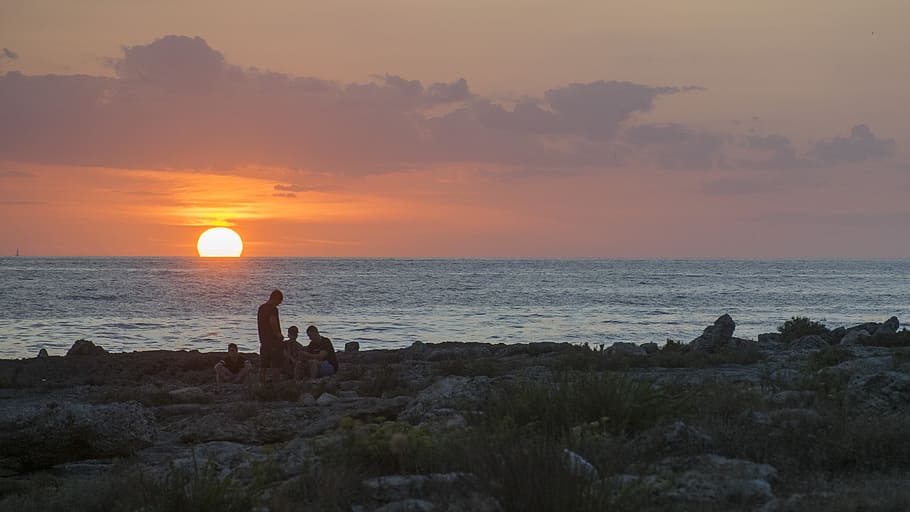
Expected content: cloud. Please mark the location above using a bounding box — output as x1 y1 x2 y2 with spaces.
1 48 18 60
273 192 297 198
737 133 807 170
542 82 698 140
624 123 725 169
812 125 895 163
0 35 706 174
0 35 896 178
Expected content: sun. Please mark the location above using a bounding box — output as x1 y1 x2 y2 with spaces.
197 227 244 257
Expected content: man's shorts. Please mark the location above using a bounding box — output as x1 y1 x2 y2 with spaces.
318 361 336 377
259 342 284 369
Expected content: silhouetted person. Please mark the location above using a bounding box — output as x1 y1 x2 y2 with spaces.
214 343 251 392
299 325 338 378
284 325 306 380
257 289 284 384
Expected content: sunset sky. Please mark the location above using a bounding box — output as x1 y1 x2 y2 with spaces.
2 0 909 257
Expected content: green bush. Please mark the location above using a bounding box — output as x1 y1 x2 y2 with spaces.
778 316 830 343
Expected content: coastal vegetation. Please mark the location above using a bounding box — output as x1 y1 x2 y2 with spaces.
2 315 910 510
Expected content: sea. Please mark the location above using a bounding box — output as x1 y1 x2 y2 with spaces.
1 257 909 359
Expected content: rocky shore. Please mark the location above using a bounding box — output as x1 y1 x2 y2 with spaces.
2 315 910 511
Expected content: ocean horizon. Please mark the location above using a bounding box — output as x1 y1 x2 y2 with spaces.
2 257 909 359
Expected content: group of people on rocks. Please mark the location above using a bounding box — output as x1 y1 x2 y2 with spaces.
214 289 338 390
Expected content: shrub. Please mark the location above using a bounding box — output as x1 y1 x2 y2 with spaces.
0 460 251 512
139 461 252 512
357 367 409 398
267 459 359 512
778 316 830 343
479 372 688 437
805 345 854 373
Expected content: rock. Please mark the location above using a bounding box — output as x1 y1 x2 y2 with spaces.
374 499 435 512
880 316 900 333
345 341 361 353
362 473 501 512
689 314 736 351
826 326 847 345
300 393 316 406
846 371 910 415
758 333 782 344
634 421 714 456
66 339 107 357
607 342 646 357
0 401 155 472
563 449 599 480
828 355 892 375
790 335 829 350
846 322 881 337
641 342 659 354
400 376 492 425
316 393 339 406
840 329 870 346
36 348 49 358
712 313 737 340
653 454 777 507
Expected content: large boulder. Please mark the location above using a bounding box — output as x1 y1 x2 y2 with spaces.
878 316 900 335
689 314 736 351
0 401 155 473
66 339 107 357
840 329 871 347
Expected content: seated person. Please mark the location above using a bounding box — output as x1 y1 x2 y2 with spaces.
283 325 306 380
214 343 251 391
299 325 339 378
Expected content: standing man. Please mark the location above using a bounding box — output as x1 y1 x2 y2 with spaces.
257 289 284 385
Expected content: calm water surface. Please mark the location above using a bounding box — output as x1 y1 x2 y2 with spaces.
1 257 909 359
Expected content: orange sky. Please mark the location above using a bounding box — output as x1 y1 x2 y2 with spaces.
1 1 909 257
